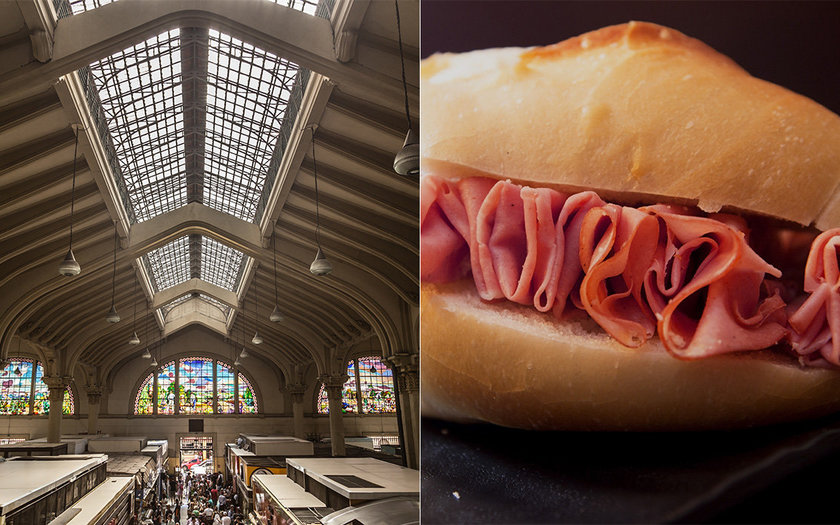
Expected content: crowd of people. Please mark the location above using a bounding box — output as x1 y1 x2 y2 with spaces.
139 468 247 525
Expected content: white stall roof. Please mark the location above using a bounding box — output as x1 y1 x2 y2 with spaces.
0 455 108 515
285 458 419 500
57 476 134 525
253 474 327 509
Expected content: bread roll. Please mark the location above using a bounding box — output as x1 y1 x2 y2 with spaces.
422 281 840 431
421 21 840 229
420 22 840 430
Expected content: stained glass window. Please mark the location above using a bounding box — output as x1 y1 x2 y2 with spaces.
238 373 258 414
357 357 396 414
0 360 75 415
342 360 358 413
317 357 396 415
0 359 35 415
31 363 47 414
217 363 235 414
157 362 176 415
62 387 75 415
317 360 358 415
317 384 330 414
179 358 214 414
135 373 154 415
133 357 258 415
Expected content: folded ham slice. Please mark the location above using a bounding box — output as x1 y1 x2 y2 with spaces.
788 229 840 366
421 175 790 361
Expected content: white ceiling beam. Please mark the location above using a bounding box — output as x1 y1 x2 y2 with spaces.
15 0 56 63
152 278 239 311
128 202 263 258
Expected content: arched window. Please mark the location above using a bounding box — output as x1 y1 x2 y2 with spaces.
132 356 258 415
0 359 75 415
179 358 214 415
217 362 235 414
238 373 258 413
317 356 395 414
157 362 176 415
135 374 154 415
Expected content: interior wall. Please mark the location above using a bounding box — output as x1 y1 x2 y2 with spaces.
106 325 284 414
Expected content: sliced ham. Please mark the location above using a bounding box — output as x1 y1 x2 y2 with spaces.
788 229 840 366
421 175 791 361
641 207 787 358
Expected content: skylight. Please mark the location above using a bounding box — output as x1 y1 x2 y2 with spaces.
73 3 315 315
87 29 185 222
204 30 304 222
144 237 190 292
67 0 321 16
200 237 246 291
143 236 246 294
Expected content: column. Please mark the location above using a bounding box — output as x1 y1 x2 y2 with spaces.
388 353 419 469
321 374 348 457
86 387 102 435
43 376 71 443
287 384 306 439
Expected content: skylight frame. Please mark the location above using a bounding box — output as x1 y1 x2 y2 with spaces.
200 237 246 292
67 0 323 16
144 236 190 293
204 29 304 222
86 29 186 223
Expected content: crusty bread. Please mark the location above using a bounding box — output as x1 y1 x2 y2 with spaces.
422 281 840 430
421 21 840 229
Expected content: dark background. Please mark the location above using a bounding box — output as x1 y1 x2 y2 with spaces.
421 0 840 115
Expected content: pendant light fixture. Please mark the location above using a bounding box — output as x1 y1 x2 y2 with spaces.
392 0 419 177
308 128 333 275
251 279 263 345
150 341 158 368
270 232 284 322
128 277 141 344
105 223 121 323
59 125 83 276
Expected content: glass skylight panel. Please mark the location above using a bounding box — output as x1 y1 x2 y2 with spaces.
68 0 319 15
87 29 186 223
144 237 190 292
204 29 303 222
200 237 246 291
268 0 320 15
68 0 116 14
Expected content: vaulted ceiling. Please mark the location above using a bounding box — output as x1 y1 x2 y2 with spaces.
0 0 418 386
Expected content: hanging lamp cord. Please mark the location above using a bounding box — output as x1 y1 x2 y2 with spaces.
111 223 118 304
311 131 323 250
273 232 279 304
394 0 412 130
70 129 79 248
133 277 138 330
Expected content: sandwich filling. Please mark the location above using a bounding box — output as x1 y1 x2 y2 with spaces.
421 175 840 367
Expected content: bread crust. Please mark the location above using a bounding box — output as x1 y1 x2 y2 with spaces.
421 21 840 229
422 281 840 431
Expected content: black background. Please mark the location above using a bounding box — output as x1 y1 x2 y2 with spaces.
421 1 840 115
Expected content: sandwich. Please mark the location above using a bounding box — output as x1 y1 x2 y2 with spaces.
420 21 840 431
